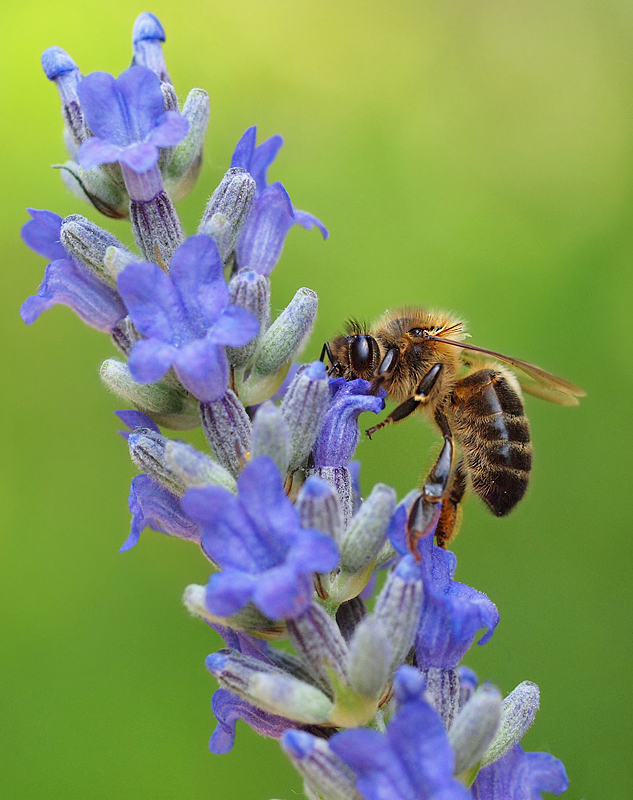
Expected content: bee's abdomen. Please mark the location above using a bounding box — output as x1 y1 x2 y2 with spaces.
449 369 532 516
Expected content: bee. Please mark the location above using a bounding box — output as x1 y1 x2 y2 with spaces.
322 308 584 548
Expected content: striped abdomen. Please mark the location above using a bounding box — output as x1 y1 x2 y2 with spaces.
448 369 532 516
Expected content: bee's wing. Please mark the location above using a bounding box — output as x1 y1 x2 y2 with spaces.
427 335 586 406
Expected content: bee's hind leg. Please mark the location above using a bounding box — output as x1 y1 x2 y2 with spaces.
435 460 468 548
365 363 443 438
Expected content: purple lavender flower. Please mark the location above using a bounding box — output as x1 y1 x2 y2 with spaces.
231 126 328 276
181 456 339 620
114 409 160 440
313 379 386 468
472 744 569 800
20 209 126 332
76 65 188 173
388 502 499 670
330 666 472 800
117 235 259 402
121 474 200 553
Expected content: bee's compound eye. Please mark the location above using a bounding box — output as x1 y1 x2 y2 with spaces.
378 347 399 375
349 335 378 374
408 327 427 338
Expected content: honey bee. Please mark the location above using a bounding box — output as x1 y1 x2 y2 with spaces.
322 308 584 548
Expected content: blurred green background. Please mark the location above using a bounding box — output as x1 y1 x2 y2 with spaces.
1 0 631 797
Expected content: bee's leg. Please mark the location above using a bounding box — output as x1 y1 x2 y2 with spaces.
365 363 443 438
406 411 454 556
319 342 344 377
435 459 468 548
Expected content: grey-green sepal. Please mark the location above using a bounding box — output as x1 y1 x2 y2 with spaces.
184 585 285 640
339 483 396 573
450 683 502 776
164 88 210 201
199 391 252 478
100 359 199 429
164 440 236 492
346 616 392 698
206 649 334 725
129 190 184 268
157 83 179 173
252 287 318 378
251 402 291 477
56 161 129 219
421 668 460 730
286 603 349 696
280 361 330 471
373 555 423 675
60 214 133 286
309 466 354 531
127 428 186 496
226 269 270 369
199 167 255 267
481 680 540 767
281 731 363 800
296 476 344 543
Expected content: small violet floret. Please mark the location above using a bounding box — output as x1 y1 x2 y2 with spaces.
76 65 188 173
181 456 340 620
389 508 499 669
20 209 126 332
230 126 328 276
117 235 259 403
330 665 472 800
472 743 569 800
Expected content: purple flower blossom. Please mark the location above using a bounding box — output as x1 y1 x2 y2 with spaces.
76 65 188 173
117 235 259 403
313 379 386 468
472 744 569 800
388 503 499 669
20 209 126 332
114 409 160 441
330 665 472 800
181 456 339 620
230 126 328 276
121 474 200 553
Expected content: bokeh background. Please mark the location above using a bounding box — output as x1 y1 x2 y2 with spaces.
1 1 631 797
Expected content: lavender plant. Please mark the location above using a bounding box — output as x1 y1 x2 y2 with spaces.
21 13 570 800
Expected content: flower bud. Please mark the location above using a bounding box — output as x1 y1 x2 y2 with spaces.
132 12 171 83
286 603 349 695
199 390 252 478
60 214 132 286
339 484 396 574
57 161 129 219
164 440 236 492
206 649 334 725
308 466 354 531
226 269 270 369
481 681 540 767
100 359 199 429
127 428 185 495
41 46 85 151
199 168 256 267
295 476 344 543
164 89 210 201
346 616 392 698
450 682 501 776
253 288 318 377
280 361 330 471
184 585 284 640
251 402 291 477
373 555 423 674
281 731 362 800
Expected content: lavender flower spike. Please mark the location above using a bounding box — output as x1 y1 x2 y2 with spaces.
117 235 259 403
76 65 188 174
181 457 339 620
